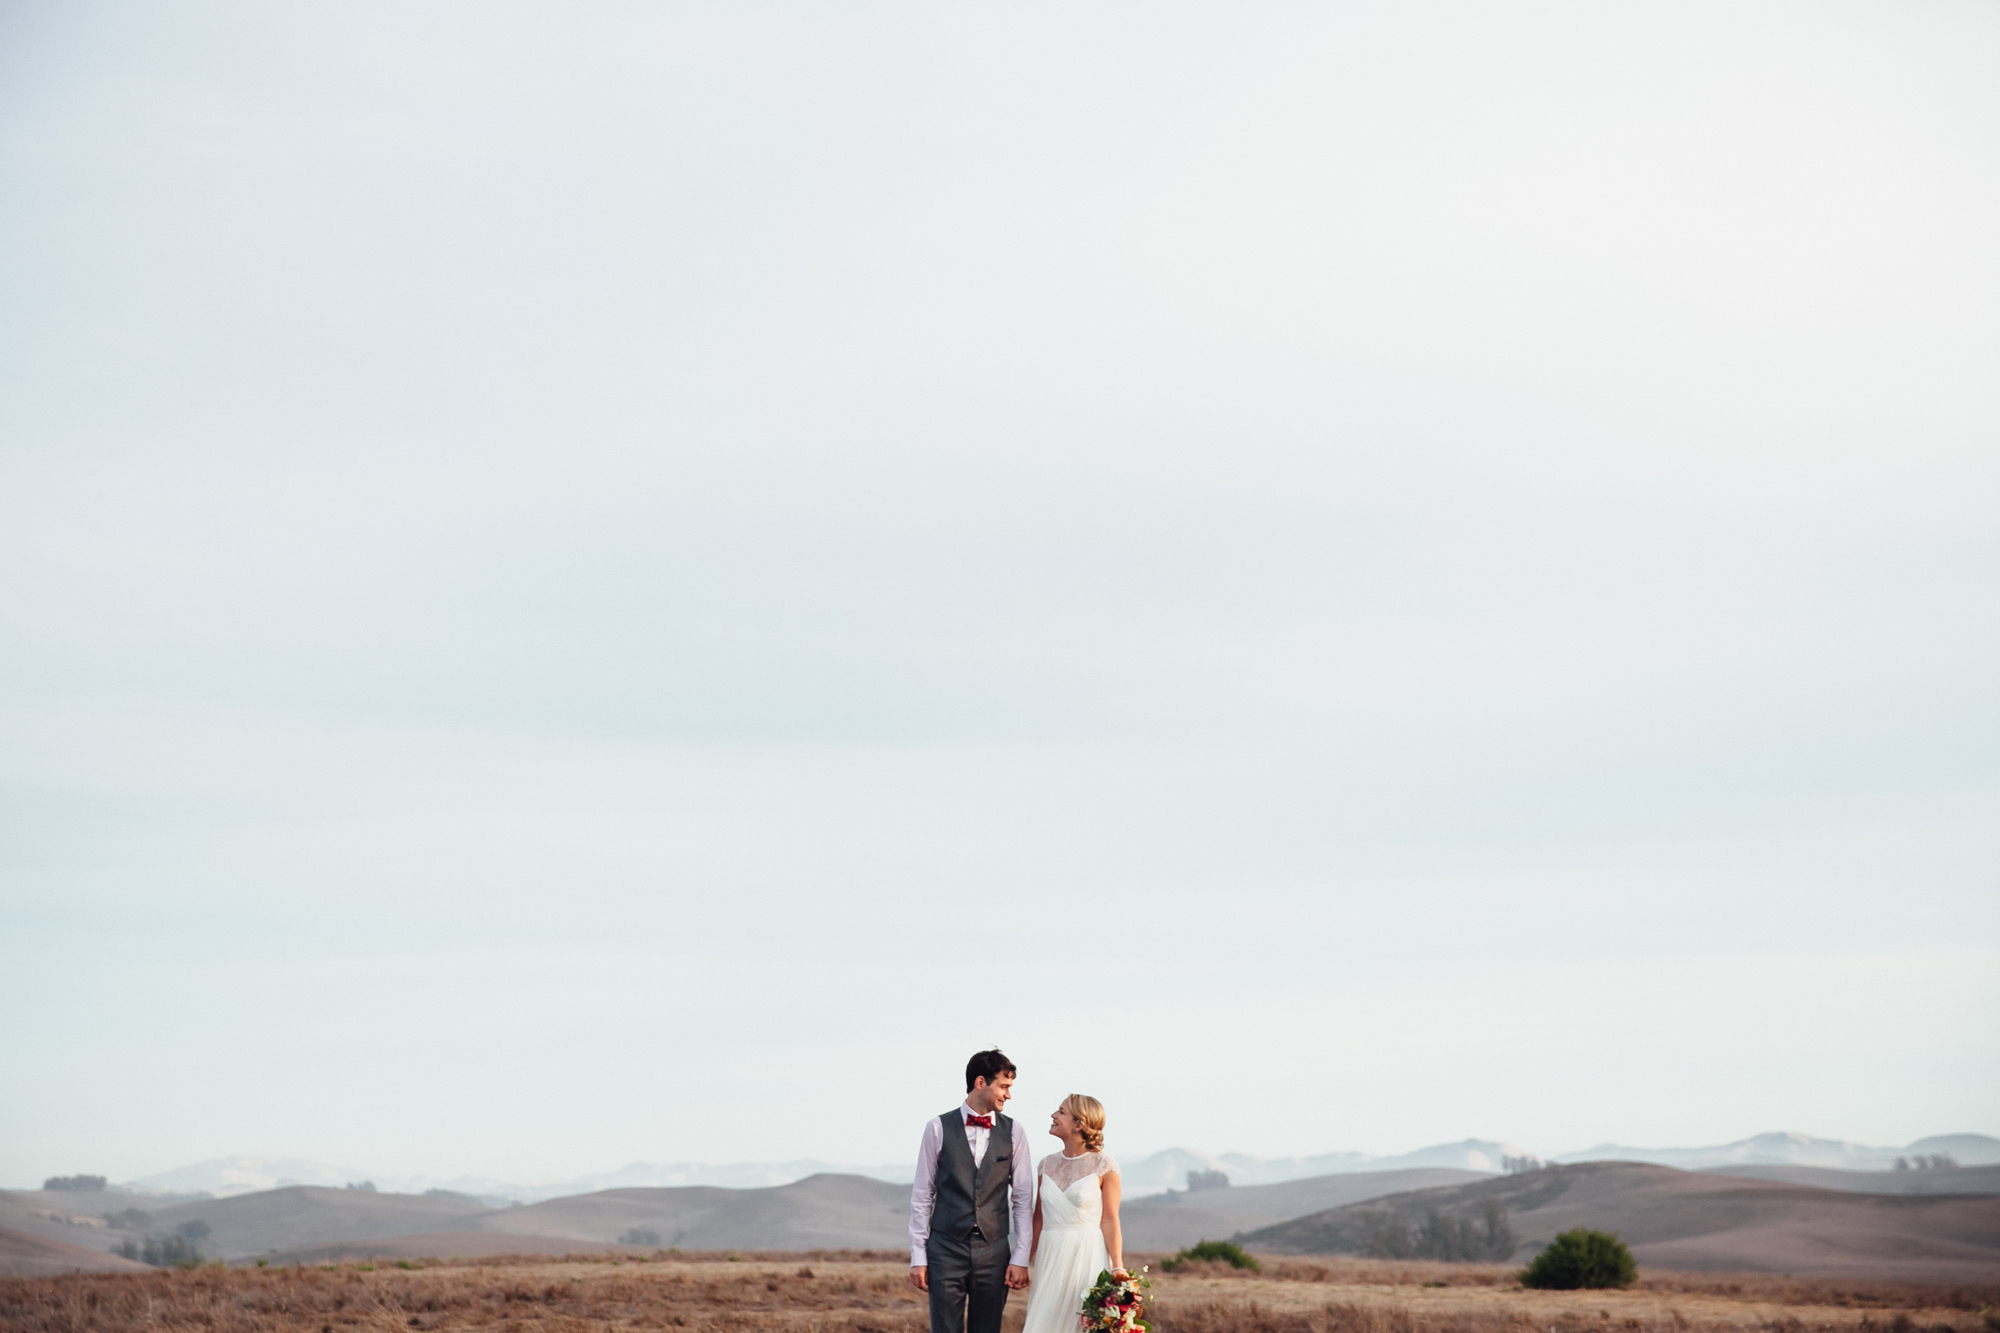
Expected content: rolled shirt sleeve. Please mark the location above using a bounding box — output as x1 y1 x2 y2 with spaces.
1009 1119 1034 1266
909 1116 942 1266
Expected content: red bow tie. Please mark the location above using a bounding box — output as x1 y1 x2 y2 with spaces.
965 1114 994 1128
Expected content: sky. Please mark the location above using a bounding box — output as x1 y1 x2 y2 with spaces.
1 1 1996 1190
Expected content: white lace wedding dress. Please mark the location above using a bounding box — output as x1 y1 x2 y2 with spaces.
1022 1150 1118 1333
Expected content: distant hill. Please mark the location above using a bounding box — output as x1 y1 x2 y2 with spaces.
103 1132 2000 1203
1122 1169 1485 1250
129 1156 376 1197
255 1231 656 1264
0 1187 169 1258
1556 1131 2000 1171
122 1155 915 1202
1119 1141 1530 1193
1705 1163 2000 1195
1906 1134 2000 1164
0 1227 151 1276
481 1174 910 1251
1236 1161 2000 1280
16 1159 1999 1278
146 1186 493 1259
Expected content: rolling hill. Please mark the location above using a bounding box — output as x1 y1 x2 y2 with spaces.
0 1188 155 1257
1704 1163 2000 1195
480 1174 910 1251
145 1186 494 1259
256 1231 657 1264
1121 1168 1485 1250
1237 1161 2000 1279
15 1158 1999 1278
0 1227 151 1276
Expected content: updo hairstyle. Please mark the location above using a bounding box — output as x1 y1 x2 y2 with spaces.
1063 1094 1106 1153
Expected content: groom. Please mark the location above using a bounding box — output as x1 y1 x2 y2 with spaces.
908 1048 1034 1333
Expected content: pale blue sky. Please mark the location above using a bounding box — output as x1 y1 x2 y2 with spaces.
1 1 1996 1188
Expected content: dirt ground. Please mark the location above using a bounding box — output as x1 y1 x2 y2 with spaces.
2 1254 1994 1333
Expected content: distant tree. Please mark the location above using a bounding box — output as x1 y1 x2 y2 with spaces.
43 1175 108 1192
425 1189 486 1204
1364 1213 1413 1259
105 1209 154 1230
1502 1155 1545 1175
178 1220 212 1241
1480 1198 1516 1260
1186 1169 1231 1191
1894 1157 1910 1171
1415 1210 1472 1260
620 1227 663 1246
1521 1229 1637 1289
136 1234 206 1269
1366 1203 1513 1262
344 1181 378 1192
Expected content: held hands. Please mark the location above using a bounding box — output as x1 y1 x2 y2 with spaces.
908 1265 1030 1293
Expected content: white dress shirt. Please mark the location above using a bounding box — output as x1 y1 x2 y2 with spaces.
908 1101 1035 1267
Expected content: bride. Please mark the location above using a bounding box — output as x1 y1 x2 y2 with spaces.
1022 1094 1125 1333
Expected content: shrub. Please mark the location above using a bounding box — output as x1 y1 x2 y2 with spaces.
1164 1240 1260 1272
620 1227 663 1246
1520 1229 1636 1289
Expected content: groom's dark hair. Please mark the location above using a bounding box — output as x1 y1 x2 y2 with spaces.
965 1049 1016 1092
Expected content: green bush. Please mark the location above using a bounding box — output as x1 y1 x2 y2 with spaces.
1162 1240 1260 1272
1520 1229 1636 1290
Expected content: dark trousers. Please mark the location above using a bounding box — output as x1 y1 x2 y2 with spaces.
926 1234 1010 1333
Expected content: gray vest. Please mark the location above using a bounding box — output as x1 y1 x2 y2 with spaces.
931 1109 1014 1251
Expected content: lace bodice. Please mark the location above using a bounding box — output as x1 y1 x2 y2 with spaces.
1039 1150 1118 1192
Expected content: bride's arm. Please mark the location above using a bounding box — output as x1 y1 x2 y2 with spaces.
1099 1170 1124 1273
1030 1191 1043 1263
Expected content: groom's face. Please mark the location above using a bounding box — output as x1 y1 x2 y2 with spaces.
969 1072 1014 1114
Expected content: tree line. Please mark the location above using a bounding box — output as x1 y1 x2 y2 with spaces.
1364 1198 1516 1261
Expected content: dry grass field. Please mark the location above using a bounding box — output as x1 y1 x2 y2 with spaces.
3 1253 1997 1333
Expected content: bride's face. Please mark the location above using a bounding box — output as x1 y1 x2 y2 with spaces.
1049 1105 1078 1140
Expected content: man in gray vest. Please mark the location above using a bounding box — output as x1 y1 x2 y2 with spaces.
908 1049 1035 1333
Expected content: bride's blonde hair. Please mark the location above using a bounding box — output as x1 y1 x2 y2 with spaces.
1063 1094 1106 1153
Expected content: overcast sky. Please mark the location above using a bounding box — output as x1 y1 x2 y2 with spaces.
2 1 1996 1189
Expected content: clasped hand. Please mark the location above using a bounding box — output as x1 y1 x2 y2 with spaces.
908 1266 1031 1293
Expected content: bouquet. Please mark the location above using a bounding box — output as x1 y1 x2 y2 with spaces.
1080 1266 1150 1333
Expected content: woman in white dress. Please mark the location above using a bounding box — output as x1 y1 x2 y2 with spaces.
1021 1094 1125 1333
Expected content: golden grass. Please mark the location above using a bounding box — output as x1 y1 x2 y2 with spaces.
2 1255 1993 1333
1139 1257 2000 1311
